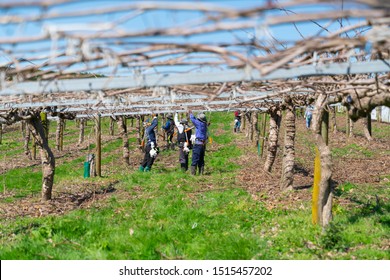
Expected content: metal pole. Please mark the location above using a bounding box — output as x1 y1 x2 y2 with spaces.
95 114 102 177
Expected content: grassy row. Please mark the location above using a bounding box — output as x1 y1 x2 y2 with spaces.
0 112 389 259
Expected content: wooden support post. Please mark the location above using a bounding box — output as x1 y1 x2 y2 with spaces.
24 123 32 160
109 117 114 136
331 107 337 133
117 116 130 165
137 116 142 147
60 120 64 151
251 111 258 143
162 114 166 142
321 110 329 146
260 113 267 158
21 121 26 138
78 118 85 145
32 135 37 160
95 114 102 177
376 106 382 123
40 112 49 139
56 118 63 151
345 108 350 137
242 112 246 131
349 118 354 137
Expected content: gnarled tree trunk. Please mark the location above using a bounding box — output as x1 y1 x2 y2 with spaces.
56 118 64 151
117 116 130 165
109 117 115 136
264 107 282 172
363 114 373 141
251 111 259 143
312 94 333 227
331 106 337 133
27 114 55 201
137 115 143 147
280 104 296 191
348 118 354 137
24 122 32 160
78 118 85 145
244 112 252 139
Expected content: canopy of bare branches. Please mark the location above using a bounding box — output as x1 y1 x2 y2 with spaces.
0 0 389 120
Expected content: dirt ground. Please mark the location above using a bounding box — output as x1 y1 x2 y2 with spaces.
236 115 390 210
0 115 389 219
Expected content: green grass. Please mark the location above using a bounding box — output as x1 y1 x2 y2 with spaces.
0 112 389 260
332 143 374 158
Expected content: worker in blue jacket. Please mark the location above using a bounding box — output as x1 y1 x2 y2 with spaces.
139 115 159 172
162 113 175 150
189 110 208 175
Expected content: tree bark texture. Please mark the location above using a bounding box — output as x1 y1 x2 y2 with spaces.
312 94 333 228
78 118 85 145
95 115 101 177
245 112 253 140
117 116 130 165
137 115 144 147
21 121 26 138
109 117 115 136
349 118 354 137
363 114 373 141
251 111 259 143
341 84 390 121
27 114 55 201
56 118 64 151
259 113 267 158
24 122 32 160
376 106 382 123
264 108 282 172
280 106 296 191
331 106 337 133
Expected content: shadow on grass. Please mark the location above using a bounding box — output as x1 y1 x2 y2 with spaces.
346 195 390 227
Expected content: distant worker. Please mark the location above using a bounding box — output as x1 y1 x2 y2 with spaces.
189 110 208 175
174 113 193 172
139 115 159 172
162 113 175 150
234 110 241 133
304 105 314 129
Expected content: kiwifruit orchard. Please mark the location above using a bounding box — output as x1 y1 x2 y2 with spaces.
0 110 389 259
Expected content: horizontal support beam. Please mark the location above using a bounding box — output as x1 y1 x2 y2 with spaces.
1 60 389 96
71 107 267 119
0 90 277 110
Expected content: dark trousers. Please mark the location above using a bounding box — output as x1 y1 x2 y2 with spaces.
179 143 189 170
166 133 175 149
141 144 155 168
191 144 205 168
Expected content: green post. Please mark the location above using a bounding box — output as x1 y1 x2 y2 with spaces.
84 162 90 178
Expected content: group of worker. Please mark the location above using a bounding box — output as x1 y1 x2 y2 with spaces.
139 110 208 175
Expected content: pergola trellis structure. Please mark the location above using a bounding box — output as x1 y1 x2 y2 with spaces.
0 0 389 227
